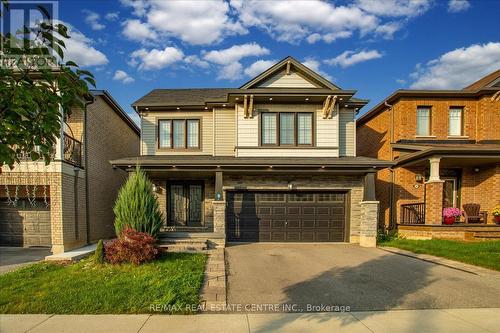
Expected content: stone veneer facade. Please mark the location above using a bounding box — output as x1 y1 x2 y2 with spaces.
152 174 379 246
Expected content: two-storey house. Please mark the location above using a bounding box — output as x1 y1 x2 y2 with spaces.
0 90 139 253
112 57 392 248
357 70 500 240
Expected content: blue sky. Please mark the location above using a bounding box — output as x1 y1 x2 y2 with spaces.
54 0 500 124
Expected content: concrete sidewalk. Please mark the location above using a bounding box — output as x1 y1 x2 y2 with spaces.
1 308 499 333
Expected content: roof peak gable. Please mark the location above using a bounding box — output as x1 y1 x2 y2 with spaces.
240 56 340 90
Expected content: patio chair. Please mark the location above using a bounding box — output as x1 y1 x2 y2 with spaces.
462 204 488 224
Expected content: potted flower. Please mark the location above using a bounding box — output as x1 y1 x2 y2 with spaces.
443 207 461 225
493 205 500 225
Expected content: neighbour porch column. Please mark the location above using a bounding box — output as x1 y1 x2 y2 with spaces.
212 171 226 235
360 172 379 248
425 157 444 225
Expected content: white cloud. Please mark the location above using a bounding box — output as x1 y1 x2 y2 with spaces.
355 0 431 17
121 0 246 45
448 0 471 13
307 31 352 44
244 59 277 77
325 50 383 68
119 0 148 17
203 43 269 65
122 19 157 42
113 70 135 84
130 46 184 71
105 12 119 21
229 0 430 44
55 21 108 67
203 42 270 81
410 42 500 89
302 58 333 81
83 10 105 31
184 55 210 69
217 62 243 80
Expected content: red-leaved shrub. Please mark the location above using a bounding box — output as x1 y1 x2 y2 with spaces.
104 228 158 265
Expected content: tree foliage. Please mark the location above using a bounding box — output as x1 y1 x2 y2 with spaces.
113 167 165 238
0 1 95 168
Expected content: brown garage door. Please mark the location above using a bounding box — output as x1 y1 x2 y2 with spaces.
0 200 51 247
226 191 347 242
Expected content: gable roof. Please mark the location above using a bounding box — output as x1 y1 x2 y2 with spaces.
463 69 500 90
132 88 237 107
239 56 341 90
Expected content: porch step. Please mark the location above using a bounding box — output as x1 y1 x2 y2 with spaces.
472 231 500 240
158 238 209 252
159 232 225 239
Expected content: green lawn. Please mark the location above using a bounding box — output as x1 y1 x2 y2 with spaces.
379 238 500 271
0 252 207 314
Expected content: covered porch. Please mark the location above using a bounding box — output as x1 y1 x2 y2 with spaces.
392 143 500 240
111 155 391 247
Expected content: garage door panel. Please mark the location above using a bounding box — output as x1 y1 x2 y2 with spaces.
227 191 347 243
302 207 315 215
273 207 286 215
0 200 51 247
271 232 286 241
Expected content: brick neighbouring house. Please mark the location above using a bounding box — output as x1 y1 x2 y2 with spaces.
356 70 500 240
111 57 393 248
0 90 139 254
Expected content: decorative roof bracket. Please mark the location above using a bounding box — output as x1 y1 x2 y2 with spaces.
322 95 337 119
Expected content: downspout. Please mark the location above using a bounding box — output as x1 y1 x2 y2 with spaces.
84 96 94 244
384 101 396 231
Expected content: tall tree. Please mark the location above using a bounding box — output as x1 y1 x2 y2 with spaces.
0 1 95 168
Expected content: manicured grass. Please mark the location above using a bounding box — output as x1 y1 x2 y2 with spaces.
0 252 206 314
379 238 500 271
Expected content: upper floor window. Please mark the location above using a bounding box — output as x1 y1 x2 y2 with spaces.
449 107 463 136
261 112 313 146
416 106 431 136
158 119 200 149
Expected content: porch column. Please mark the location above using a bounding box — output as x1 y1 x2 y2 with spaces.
360 201 379 247
363 172 376 201
212 171 226 235
425 157 444 225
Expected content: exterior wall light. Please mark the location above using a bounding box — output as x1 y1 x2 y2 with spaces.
415 173 423 182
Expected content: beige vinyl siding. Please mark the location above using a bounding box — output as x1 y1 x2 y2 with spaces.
236 148 340 157
235 103 339 157
214 108 235 156
257 70 320 88
339 108 356 156
236 104 259 146
141 110 213 155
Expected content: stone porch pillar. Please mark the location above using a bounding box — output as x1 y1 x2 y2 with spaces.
360 172 379 247
212 201 226 235
425 157 444 225
360 201 379 247
212 171 226 235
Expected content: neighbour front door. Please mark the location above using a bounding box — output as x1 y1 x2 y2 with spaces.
168 182 204 227
442 177 458 208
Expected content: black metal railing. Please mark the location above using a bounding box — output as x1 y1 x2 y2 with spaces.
63 133 82 167
401 203 426 224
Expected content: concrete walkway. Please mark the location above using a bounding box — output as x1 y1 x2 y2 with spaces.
1 308 499 333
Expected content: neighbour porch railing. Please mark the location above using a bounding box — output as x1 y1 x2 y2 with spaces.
63 133 82 167
400 203 426 224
